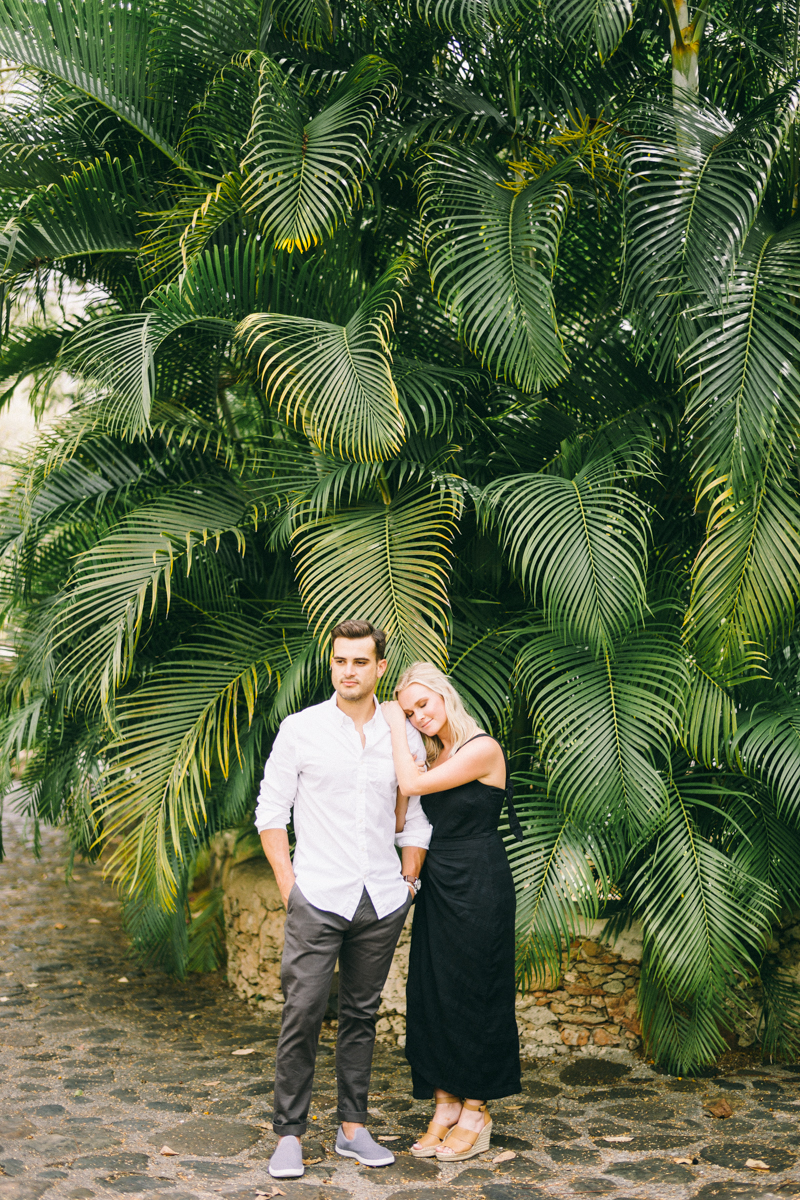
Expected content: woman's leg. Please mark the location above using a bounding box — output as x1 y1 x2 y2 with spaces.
435 1098 487 1155
411 1089 461 1151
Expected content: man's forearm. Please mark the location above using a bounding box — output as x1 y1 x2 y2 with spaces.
401 845 426 880
260 828 296 908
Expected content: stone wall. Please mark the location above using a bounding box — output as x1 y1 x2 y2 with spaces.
515 931 642 1058
221 855 644 1058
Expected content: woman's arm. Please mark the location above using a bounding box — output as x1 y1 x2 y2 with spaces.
395 789 409 833
382 702 505 794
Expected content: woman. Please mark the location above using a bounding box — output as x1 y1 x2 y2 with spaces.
382 662 522 1163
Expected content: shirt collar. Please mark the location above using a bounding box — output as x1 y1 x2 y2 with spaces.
328 691 381 729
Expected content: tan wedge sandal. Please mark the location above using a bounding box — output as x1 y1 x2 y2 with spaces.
410 1093 462 1158
434 1099 492 1162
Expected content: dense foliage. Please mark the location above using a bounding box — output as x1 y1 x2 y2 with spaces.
2 0 800 1071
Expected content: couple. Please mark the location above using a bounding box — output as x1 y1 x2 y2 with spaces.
255 619 522 1180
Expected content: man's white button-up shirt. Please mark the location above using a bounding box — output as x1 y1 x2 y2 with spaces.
254 693 433 920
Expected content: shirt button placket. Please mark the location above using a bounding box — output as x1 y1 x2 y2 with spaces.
356 751 368 880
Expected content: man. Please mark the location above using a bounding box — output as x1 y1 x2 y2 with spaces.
255 619 431 1180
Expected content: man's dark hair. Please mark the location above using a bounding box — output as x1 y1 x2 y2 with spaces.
330 619 387 661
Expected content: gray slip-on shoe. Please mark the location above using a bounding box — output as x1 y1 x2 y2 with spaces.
335 1125 395 1167
268 1135 304 1178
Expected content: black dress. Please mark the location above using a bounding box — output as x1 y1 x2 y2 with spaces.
405 735 522 1100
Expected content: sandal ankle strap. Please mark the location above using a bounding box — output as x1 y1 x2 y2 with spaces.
462 1099 487 1112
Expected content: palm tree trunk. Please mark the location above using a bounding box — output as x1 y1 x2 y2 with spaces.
662 0 708 101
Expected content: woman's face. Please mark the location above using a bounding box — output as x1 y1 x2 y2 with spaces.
397 682 448 739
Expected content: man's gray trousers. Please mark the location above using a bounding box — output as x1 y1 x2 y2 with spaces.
272 884 411 1136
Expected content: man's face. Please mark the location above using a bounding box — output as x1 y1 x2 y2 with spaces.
331 636 387 703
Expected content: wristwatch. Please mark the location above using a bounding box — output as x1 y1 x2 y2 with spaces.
403 875 421 894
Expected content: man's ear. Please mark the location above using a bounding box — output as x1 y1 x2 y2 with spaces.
376 658 388 678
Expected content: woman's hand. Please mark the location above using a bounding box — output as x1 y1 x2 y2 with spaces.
381 699 406 729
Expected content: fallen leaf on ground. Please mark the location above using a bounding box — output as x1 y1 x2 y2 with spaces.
231 1047 256 1055
160 1146 178 1156
87 918 100 924
673 1156 699 1165
378 1136 400 1142
255 1190 286 1198
746 1159 770 1171
705 1098 733 1118
602 1135 633 1143
492 1151 516 1163
53 923 65 929
117 976 129 983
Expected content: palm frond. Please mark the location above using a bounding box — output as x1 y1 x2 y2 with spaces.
262 0 333 48
447 615 517 726
546 0 634 62
293 483 461 679
238 256 412 461
632 769 777 1073
681 658 738 767
683 219 800 493
417 144 571 392
0 0 186 167
516 621 685 838
684 473 800 683
414 0 535 32
98 616 297 904
484 448 650 649
1 155 143 282
49 481 248 717
510 768 624 988
623 86 800 377
733 699 800 822
241 56 398 251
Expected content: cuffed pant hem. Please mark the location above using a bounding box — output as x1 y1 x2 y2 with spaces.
272 1123 307 1137
338 1109 369 1124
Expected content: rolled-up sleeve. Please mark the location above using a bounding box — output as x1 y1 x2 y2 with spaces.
395 721 432 849
254 721 297 832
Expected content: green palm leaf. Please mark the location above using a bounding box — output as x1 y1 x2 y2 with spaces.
631 770 776 1072
681 658 738 767
1 156 143 281
516 622 685 837
484 449 650 649
292 483 461 678
0 0 186 167
547 0 634 62
62 238 278 431
49 482 248 717
98 617 299 904
727 784 800 910
262 0 333 47
684 474 800 682
733 699 800 822
623 87 800 377
241 56 398 251
417 144 571 392
447 615 517 726
238 256 412 461
509 769 624 987
682 220 800 493
414 0 534 31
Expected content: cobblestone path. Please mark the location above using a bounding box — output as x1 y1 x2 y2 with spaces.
1 813 799 1200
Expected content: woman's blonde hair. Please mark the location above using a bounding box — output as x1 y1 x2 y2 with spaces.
395 661 482 765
